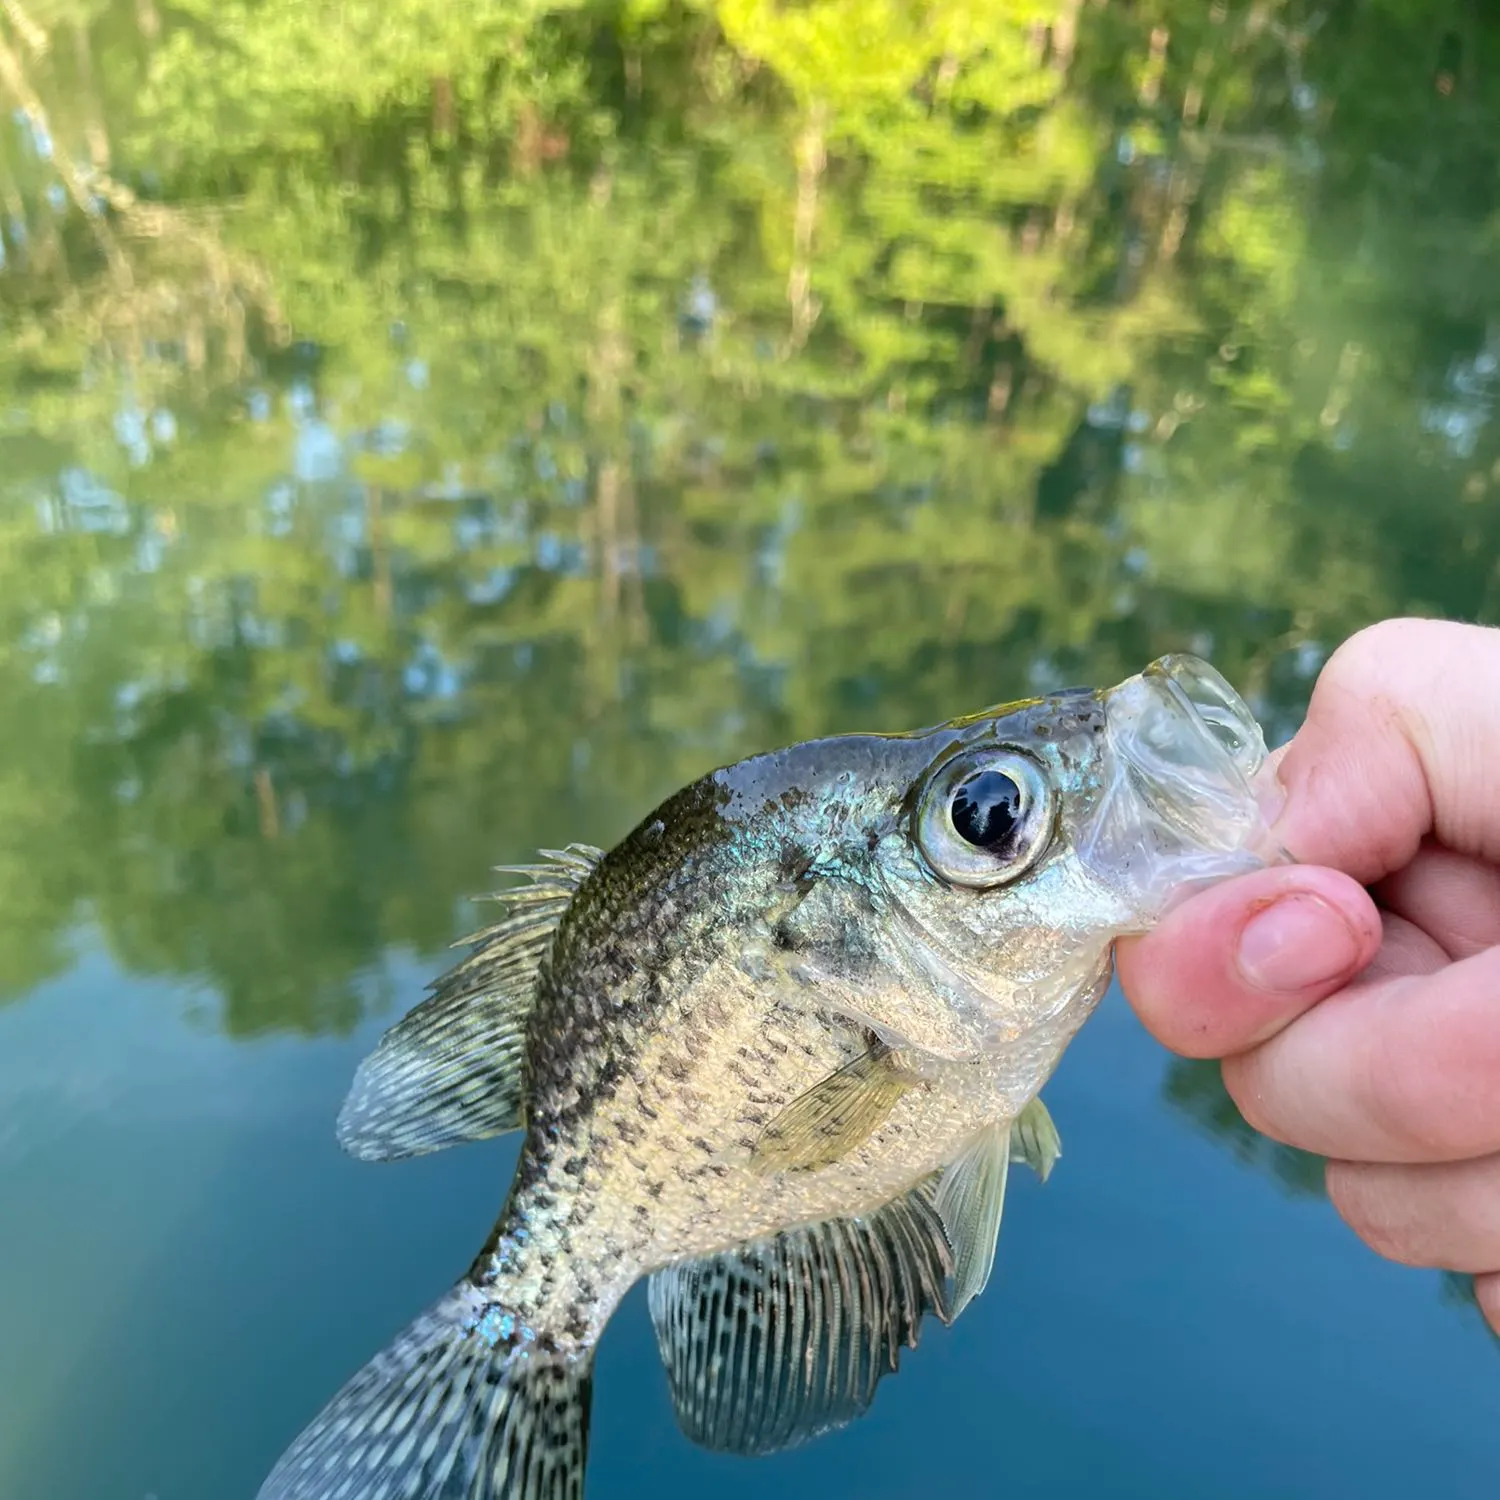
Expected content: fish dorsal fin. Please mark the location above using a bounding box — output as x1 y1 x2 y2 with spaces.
647 1181 953 1457
749 1042 914 1174
335 844 603 1162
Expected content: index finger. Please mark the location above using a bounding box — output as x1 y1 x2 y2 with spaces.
1275 618 1500 881
1224 941 1500 1163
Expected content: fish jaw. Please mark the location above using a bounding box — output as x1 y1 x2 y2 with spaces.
1076 653 1286 927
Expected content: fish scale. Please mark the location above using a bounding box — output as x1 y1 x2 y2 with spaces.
259 655 1280 1500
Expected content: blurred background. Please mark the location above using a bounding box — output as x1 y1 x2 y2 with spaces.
1 2 1498 1497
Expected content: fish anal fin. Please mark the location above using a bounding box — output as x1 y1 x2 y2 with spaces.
336 843 603 1163
749 1043 913 1174
647 1181 952 1457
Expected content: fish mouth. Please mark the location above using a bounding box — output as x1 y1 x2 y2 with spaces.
1079 654 1286 924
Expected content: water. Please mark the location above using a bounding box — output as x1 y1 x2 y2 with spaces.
2 5 1498 1497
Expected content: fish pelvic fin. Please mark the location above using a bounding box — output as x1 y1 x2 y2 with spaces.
935 1121 1011 1320
257 1282 592 1500
337 844 604 1163
1010 1095 1062 1182
924 1099 1061 1324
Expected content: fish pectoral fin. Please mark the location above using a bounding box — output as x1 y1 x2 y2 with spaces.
336 843 603 1162
749 1043 913 1174
256 1281 592 1500
647 1181 953 1457
935 1121 1012 1319
1010 1096 1062 1182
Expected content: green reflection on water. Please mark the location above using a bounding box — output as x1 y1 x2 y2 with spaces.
2 0 1499 1270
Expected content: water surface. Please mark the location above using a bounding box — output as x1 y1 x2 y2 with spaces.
2 5 1498 1497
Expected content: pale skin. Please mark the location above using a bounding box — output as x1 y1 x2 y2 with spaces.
1116 617 1500 1335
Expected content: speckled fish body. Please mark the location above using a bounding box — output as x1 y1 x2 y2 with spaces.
480 706 1127 1326
259 655 1280 1500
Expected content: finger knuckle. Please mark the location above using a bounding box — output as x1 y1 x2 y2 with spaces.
1221 1055 1285 1142
1364 991 1500 1159
1325 1161 1433 1269
1320 617 1456 697
1476 1274 1500 1337
1319 619 1417 695
1360 1018 1431 1153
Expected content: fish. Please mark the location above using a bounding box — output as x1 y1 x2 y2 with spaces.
257 653 1282 1500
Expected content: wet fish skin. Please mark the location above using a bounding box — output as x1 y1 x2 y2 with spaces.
259 665 1273 1500
483 699 1125 1325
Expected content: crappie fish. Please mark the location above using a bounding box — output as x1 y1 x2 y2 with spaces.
259 655 1281 1500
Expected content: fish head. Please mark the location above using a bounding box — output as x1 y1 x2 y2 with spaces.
858 652 1283 1051
725 654 1282 1064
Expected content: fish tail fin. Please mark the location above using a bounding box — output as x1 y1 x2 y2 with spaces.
258 1281 593 1500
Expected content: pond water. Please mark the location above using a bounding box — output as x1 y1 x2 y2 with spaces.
1 4 1498 1498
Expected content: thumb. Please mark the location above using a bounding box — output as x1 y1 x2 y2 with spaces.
1115 865 1382 1058
1274 617 1500 880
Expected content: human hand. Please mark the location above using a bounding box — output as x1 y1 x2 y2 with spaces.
1116 617 1500 1334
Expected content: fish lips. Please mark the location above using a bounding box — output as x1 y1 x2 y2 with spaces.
1078 654 1288 926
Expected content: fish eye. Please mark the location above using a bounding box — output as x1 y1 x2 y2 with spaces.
915 749 1056 889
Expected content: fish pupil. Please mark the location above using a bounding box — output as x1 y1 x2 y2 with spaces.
950 770 1022 851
